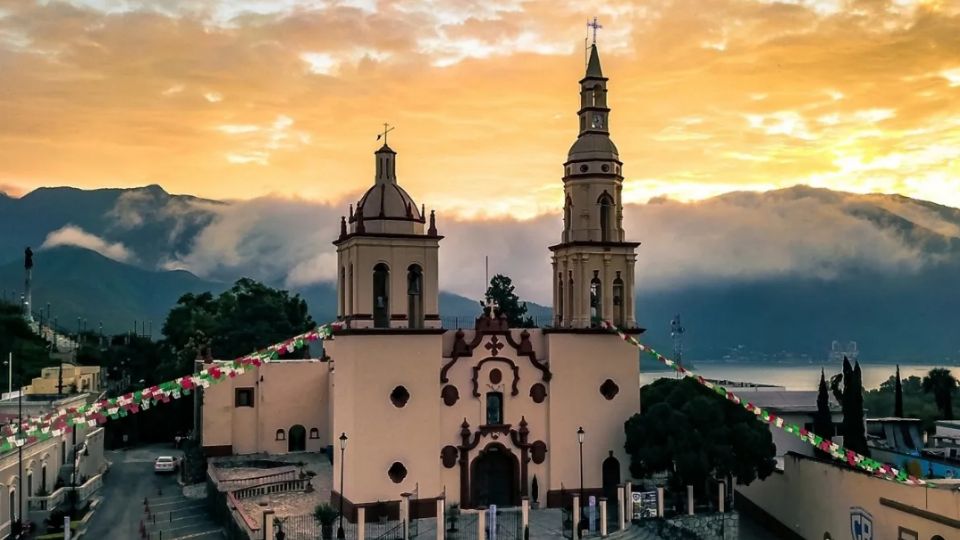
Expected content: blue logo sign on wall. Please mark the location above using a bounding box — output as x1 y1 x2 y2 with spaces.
849 507 873 540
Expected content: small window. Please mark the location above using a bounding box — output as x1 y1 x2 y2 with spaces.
388 462 407 483
897 528 918 540
235 388 255 407
600 379 620 400
486 392 504 425
390 386 410 408
275 429 285 441
309 428 320 439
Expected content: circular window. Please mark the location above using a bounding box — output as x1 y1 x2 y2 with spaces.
579 164 589 173
388 462 408 483
530 383 547 404
531 441 548 464
390 386 410 408
441 446 458 468
441 385 459 406
600 379 620 400
490 369 503 384
601 164 610 173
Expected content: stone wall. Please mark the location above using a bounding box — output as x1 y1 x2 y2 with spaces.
658 513 739 540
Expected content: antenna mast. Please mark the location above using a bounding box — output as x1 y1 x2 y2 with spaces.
671 314 686 377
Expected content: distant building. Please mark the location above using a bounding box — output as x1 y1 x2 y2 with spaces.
22 363 101 395
828 340 859 363
737 452 960 540
0 393 107 536
719 385 842 467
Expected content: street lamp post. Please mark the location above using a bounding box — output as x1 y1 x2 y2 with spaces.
577 426 585 539
338 432 348 540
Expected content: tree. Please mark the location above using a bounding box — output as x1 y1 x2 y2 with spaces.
624 378 776 499
894 365 904 418
161 279 315 373
812 369 834 459
865 375 940 434
830 357 868 455
0 300 54 390
480 274 535 327
922 368 958 421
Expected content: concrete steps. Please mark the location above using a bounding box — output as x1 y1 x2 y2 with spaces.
143 492 223 540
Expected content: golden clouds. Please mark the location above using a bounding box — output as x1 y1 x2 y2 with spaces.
0 0 958 214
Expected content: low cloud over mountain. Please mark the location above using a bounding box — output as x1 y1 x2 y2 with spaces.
151 185 960 305
2 184 959 360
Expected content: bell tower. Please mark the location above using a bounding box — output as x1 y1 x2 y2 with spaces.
550 42 638 329
334 136 442 330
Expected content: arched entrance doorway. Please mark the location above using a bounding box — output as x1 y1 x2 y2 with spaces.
602 453 620 502
288 425 306 452
471 444 518 508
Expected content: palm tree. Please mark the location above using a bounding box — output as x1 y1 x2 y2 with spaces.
922 368 958 420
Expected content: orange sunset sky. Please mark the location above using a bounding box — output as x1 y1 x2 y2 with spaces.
1 0 959 219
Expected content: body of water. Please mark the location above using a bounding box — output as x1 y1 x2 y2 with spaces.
639 362 954 391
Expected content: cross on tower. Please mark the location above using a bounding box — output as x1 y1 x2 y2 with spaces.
377 123 395 146
587 17 602 45
484 297 499 320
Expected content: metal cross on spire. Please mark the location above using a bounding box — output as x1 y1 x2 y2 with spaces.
587 17 603 45
377 122 395 146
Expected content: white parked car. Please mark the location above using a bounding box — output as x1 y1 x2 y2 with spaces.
154 456 178 474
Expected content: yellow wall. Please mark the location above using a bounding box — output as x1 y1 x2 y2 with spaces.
25 364 101 395
737 453 960 539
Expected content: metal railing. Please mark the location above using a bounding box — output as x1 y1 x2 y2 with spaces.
215 467 299 491
230 478 310 501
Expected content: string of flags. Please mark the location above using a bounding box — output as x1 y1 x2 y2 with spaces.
1 317 930 488
602 321 931 487
0 324 338 455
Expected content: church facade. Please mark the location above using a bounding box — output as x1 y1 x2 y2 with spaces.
201 43 643 515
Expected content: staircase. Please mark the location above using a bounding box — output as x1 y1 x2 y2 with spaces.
142 492 223 540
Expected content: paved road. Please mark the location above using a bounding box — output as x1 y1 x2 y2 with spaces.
84 444 222 540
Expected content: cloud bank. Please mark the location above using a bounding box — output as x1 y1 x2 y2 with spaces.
162 186 960 304
41 225 137 263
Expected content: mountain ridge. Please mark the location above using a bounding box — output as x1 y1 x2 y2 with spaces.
0 184 958 362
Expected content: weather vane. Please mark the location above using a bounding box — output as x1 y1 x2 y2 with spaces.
377 122 395 146
587 17 602 45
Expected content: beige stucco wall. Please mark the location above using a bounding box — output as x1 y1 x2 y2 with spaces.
336 236 441 329
0 423 104 536
327 333 445 505
203 327 642 510
737 454 960 539
546 332 639 495
201 360 330 455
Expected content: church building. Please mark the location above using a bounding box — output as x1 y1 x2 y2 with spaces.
201 42 643 515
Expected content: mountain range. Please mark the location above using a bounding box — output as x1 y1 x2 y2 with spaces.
0 184 958 363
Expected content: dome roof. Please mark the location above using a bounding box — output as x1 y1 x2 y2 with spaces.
355 182 423 221
567 133 619 161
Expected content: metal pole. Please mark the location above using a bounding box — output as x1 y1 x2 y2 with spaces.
7 352 11 396
338 443 345 539
578 428 584 539
17 356 23 535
